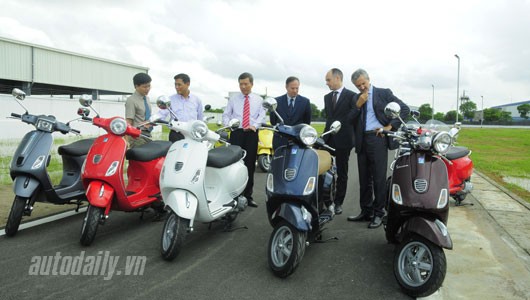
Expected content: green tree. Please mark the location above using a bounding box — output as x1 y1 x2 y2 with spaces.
459 101 477 121
517 103 530 119
483 108 512 122
418 104 433 122
310 103 320 120
444 110 463 123
433 112 445 121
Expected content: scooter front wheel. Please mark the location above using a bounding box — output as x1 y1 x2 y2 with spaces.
161 212 189 261
268 221 306 278
80 205 104 246
258 154 271 173
5 196 27 237
394 234 446 297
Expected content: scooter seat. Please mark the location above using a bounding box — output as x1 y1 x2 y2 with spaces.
57 138 95 156
126 141 172 162
316 150 332 175
445 146 470 160
207 145 244 168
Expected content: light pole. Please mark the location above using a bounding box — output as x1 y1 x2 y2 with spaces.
481 95 484 128
455 54 460 123
431 84 435 120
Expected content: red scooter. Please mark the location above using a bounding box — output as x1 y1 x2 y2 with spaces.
425 121 473 205
77 95 171 246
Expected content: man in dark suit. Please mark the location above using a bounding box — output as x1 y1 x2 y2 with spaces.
347 69 410 228
270 76 312 150
323 68 357 215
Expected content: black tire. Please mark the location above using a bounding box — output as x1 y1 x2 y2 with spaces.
5 196 27 237
161 212 189 261
268 221 307 278
257 154 271 173
394 234 447 298
80 205 103 246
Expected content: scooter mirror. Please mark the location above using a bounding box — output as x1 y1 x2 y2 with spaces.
411 110 420 119
384 102 401 119
204 104 211 111
79 94 93 107
77 107 90 117
330 121 342 134
262 97 277 112
228 118 240 129
12 88 26 101
156 95 169 109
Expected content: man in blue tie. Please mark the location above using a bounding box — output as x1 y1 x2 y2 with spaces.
125 73 153 148
270 76 312 150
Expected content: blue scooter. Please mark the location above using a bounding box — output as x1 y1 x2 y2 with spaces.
5 88 94 236
261 98 341 278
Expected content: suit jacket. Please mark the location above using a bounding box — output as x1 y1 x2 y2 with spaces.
352 86 410 153
323 88 357 150
271 94 312 149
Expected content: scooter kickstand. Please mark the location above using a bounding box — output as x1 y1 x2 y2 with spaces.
224 224 248 232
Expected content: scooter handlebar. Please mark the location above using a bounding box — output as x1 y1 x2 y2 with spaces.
70 128 81 135
10 113 22 119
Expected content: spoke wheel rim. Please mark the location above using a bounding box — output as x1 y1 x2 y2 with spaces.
398 241 434 287
270 225 294 267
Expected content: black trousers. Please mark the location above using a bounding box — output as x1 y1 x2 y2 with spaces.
327 136 353 206
357 134 388 217
169 130 185 143
229 129 258 200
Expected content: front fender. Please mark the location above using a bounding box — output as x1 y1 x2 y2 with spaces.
405 217 453 249
13 176 40 198
271 202 310 232
86 181 114 209
164 190 198 221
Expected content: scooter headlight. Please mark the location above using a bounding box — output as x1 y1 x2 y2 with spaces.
36 118 54 132
433 132 452 154
190 120 208 140
437 188 448 208
392 183 403 205
110 118 127 135
299 125 317 146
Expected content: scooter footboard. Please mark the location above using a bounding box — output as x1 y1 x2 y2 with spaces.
86 181 114 209
405 217 453 249
271 202 310 232
164 190 198 222
13 176 40 198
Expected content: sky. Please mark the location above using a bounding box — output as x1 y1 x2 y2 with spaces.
1 0 530 113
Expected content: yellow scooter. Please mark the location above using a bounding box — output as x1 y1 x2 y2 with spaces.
257 128 273 172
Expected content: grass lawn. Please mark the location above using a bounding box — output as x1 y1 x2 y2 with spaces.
457 127 530 203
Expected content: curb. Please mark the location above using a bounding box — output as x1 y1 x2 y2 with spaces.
473 169 530 211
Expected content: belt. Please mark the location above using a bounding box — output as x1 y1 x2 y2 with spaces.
364 130 378 135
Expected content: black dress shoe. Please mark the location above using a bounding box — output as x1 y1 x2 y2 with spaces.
248 200 258 208
334 205 343 215
368 216 383 229
347 212 372 222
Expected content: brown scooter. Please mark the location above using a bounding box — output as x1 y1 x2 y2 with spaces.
381 103 453 298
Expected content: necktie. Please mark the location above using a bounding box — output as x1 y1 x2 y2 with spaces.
289 98 294 112
331 91 338 110
242 95 250 128
143 96 151 120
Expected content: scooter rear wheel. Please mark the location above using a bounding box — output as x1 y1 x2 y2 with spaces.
394 234 446 297
161 212 189 261
268 221 306 278
80 205 103 246
5 196 27 237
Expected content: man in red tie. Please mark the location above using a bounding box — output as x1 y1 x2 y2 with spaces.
222 72 266 207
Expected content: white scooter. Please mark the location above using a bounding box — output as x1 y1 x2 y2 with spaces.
151 100 249 261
